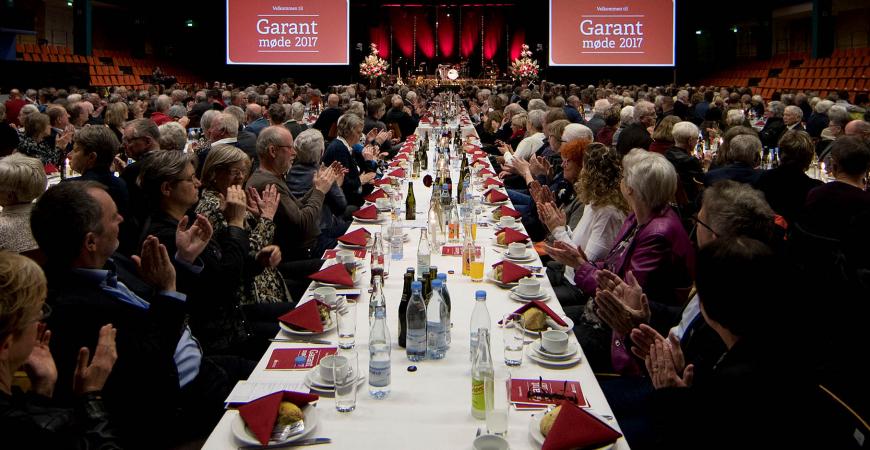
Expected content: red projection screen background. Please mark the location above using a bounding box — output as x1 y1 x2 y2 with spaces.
226 0 349 65
549 0 675 67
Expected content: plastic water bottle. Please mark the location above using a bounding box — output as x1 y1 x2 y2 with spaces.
390 227 403 261
426 279 449 360
417 228 431 275
369 302 391 399
406 281 427 361
469 290 491 362
437 273 452 346
471 328 494 420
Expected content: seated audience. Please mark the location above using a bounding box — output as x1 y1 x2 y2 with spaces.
754 130 822 225
322 113 376 207
616 100 655 155
648 115 680 154
704 134 762 186
0 154 46 253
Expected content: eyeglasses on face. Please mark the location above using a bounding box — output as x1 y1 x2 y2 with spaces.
690 214 717 237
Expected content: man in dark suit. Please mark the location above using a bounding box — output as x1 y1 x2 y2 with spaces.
783 105 805 133
382 95 417 141
31 181 253 448
312 94 342 141
321 114 376 207
117 118 160 254
224 105 258 167
617 100 656 156
284 102 308 139
188 89 223 129
759 101 787 150
244 103 269 136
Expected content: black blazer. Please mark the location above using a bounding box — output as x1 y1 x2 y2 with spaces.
322 139 368 207
616 123 653 156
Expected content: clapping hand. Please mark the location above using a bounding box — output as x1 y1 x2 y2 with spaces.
314 164 338 193
630 323 666 361
645 334 694 389
537 201 566 232
359 171 377 185
329 161 348 186
365 128 379 144
529 182 555 205
133 235 177 292
73 324 118 395
256 245 282 268
247 185 280 221
175 214 213 264
221 185 248 228
542 240 588 268
23 323 58 397
529 155 551 178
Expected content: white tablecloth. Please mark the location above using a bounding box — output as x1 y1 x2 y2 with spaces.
202 134 629 450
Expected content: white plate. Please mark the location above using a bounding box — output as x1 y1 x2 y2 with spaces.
508 291 552 303
337 242 367 250
232 403 319 446
482 200 509 207
304 369 366 391
354 216 384 223
527 344 582 367
315 270 365 288
504 251 537 263
491 238 531 249
279 313 336 336
521 316 574 335
530 339 580 360
528 409 615 449
486 270 519 288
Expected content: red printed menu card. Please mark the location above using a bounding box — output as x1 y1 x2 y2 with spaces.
322 248 367 259
266 347 337 370
509 378 588 409
441 245 482 257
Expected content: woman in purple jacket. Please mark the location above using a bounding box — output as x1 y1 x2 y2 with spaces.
545 149 695 370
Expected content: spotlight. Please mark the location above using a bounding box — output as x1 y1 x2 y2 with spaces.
695 30 702 35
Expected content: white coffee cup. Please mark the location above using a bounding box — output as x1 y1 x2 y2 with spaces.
507 242 526 258
319 354 348 384
381 185 394 194
517 277 541 296
313 287 337 306
336 250 355 261
541 330 569 354
375 197 390 209
499 216 516 228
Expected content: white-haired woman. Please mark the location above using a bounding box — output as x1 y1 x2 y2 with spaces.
0 154 47 253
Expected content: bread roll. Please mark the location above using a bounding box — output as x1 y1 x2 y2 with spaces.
496 231 506 245
494 265 504 281
522 307 547 331
277 401 303 426
539 405 562 436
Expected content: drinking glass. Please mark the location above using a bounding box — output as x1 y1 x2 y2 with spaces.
336 300 357 349
485 369 511 436
333 350 359 413
470 251 485 282
501 313 525 367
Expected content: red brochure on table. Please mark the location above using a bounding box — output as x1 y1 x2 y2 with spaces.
266 347 337 371
441 245 482 257
509 378 588 409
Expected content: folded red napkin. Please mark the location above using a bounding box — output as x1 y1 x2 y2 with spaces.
464 144 481 154
337 228 371 246
44 163 58 174
484 178 505 188
388 168 406 178
494 205 521 219
406 134 417 141
239 391 320 445
278 300 329 332
394 153 409 161
497 227 529 244
308 263 354 287
472 155 489 163
373 177 393 186
542 401 622 450
491 260 532 284
388 160 402 168
479 168 496 177
485 189 509 203
510 300 568 326
353 205 379 220
365 189 388 202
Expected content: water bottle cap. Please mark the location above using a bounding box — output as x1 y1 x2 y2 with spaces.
475 290 486 299
431 279 442 289
411 281 422 290
437 273 447 281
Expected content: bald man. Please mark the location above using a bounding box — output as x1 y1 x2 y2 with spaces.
244 103 269 136
4 89 27 127
312 93 343 141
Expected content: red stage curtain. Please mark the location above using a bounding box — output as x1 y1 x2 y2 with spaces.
417 10 435 59
483 12 503 60
460 8 480 59
391 9 414 58
438 12 455 59
370 27 390 59
509 29 525 60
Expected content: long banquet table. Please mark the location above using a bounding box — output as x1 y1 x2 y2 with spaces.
202 126 629 450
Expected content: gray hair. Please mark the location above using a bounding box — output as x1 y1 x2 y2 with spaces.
827 105 850 127
19 104 39 119
727 134 762 166
347 101 365 118
211 112 239 138
622 149 677 209
620 105 636 125
336 113 364 139
158 122 188 151
703 180 775 243
767 101 785 118
126 118 160 141
0 153 47 203
593 99 610 116
290 102 305 121
293 129 325 166
223 105 245 126
168 105 187 119
633 100 656 121
725 109 745 127
672 121 700 147
814 99 834 114
200 110 221 134
137 150 197 203
527 109 546 132
677 90 689 102
256 125 289 159
527 99 547 112
562 123 593 142
784 105 803 121
156 95 171 113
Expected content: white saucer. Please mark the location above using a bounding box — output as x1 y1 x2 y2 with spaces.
491 237 531 248
510 286 547 300
279 313 336 336
482 200 509 207
527 342 582 367
232 404 319 446
508 291 551 303
486 270 519 288
337 242 367 250
530 339 580 360
304 369 366 391
504 250 536 263
354 216 384 223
